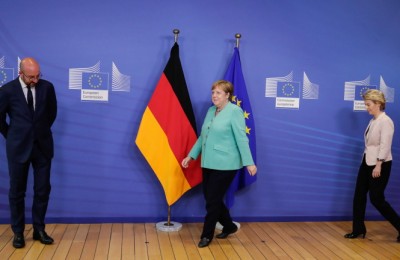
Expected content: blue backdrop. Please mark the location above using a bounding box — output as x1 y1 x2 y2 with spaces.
0 0 399 223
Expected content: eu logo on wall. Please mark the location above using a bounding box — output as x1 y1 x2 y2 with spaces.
276 81 300 108
81 72 109 101
69 61 131 102
265 71 319 109
0 56 14 87
344 75 395 111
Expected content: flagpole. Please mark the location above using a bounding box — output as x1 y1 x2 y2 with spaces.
173 29 180 43
218 33 246 232
235 33 241 48
155 28 184 232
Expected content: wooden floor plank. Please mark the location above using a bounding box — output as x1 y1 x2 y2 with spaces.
252 222 293 259
239 222 280 260
224 233 255 260
108 223 123 259
132 223 148 259
303 222 355 259
178 223 202 260
121 223 135 260
80 224 100 259
144 223 162 260
156 227 175 259
268 222 316 259
66 224 90 260
93 223 112 260
52 223 79 260
169 229 189 260
0 221 400 259
278 222 330 259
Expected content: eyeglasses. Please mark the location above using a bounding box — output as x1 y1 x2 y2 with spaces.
21 72 42 81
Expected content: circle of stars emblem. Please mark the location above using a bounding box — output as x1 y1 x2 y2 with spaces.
88 74 102 89
282 83 295 97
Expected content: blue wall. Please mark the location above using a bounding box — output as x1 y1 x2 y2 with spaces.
1 0 400 223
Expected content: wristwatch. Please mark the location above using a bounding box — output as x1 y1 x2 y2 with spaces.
377 158 385 162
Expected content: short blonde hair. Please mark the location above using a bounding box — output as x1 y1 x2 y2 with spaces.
211 80 234 101
362 89 386 110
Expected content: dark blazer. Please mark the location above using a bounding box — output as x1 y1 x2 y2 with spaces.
0 77 57 163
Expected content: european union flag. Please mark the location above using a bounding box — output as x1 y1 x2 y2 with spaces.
82 72 109 90
354 85 376 101
223 47 256 209
0 68 15 87
277 81 300 98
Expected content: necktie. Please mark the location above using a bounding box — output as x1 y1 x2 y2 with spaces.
27 85 34 114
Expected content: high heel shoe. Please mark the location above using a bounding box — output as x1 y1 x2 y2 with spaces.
397 234 400 243
344 232 366 239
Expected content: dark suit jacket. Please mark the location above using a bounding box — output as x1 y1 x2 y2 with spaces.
0 77 57 163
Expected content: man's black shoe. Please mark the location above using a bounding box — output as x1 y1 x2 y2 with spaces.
216 225 238 239
13 233 25 248
33 230 54 245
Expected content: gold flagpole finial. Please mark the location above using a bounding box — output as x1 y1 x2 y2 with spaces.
173 29 180 43
235 33 242 48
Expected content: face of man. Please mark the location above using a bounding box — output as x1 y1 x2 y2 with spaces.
19 58 41 87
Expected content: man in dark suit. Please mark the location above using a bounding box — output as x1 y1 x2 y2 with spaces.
0 57 57 248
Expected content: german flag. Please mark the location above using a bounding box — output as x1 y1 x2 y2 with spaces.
135 43 202 206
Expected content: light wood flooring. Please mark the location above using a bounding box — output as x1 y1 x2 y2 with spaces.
0 221 400 259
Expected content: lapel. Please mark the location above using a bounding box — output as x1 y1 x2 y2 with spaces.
364 120 372 142
13 78 32 115
365 113 384 143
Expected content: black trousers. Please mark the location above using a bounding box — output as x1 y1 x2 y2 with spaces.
352 156 400 233
8 143 52 234
201 168 237 240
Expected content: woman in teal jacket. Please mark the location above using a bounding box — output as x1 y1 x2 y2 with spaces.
182 80 257 248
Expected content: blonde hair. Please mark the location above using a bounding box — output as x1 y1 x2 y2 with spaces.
211 80 234 101
362 89 386 110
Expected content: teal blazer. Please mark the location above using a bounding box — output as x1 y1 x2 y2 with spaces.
189 102 254 170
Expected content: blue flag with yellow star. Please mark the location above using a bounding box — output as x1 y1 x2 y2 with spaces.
223 47 257 209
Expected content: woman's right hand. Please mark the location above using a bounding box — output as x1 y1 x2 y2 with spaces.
181 156 192 168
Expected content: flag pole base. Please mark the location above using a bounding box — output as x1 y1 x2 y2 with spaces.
216 221 241 231
156 221 182 232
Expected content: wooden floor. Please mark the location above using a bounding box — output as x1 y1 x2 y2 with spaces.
0 221 399 259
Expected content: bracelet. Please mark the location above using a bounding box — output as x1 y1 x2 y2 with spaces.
377 158 385 162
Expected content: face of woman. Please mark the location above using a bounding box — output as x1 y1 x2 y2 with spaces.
364 100 381 117
211 86 229 108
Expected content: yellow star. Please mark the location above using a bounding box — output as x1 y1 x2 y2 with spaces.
236 99 242 107
243 111 250 119
246 126 251 134
231 95 237 102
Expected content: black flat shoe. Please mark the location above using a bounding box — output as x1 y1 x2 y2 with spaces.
13 233 25 248
216 225 238 239
33 230 54 245
198 237 211 248
344 232 366 239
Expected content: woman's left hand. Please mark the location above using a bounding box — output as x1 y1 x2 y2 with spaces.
246 165 257 176
372 165 381 178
